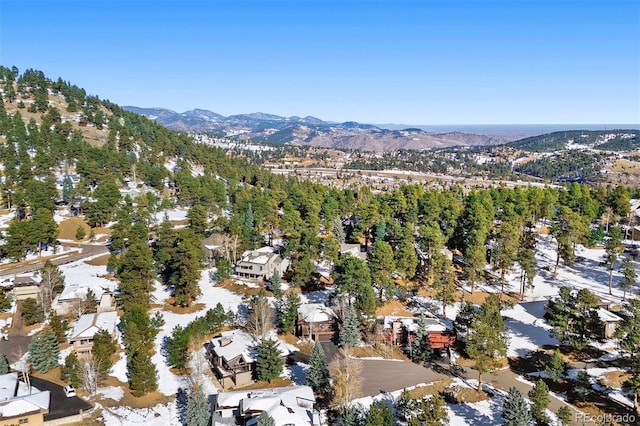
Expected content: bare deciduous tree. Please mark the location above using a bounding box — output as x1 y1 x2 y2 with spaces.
246 294 273 340
40 261 64 316
78 354 104 395
331 348 362 414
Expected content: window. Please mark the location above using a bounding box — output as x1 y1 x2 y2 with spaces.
19 419 29 424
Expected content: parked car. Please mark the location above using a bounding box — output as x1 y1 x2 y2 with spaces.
63 385 76 397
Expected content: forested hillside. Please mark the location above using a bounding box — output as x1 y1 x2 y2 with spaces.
508 130 640 152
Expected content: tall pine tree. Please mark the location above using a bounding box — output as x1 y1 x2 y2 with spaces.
502 387 532 426
255 338 284 383
28 328 60 373
185 384 211 426
307 342 330 395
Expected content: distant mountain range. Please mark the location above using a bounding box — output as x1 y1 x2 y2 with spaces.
123 107 507 151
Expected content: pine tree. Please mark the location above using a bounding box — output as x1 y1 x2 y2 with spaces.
61 353 80 387
92 329 116 375
466 294 508 392
342 406 361 426
48 311 68 344
0 354 9 374
502 387 533 426
411 314 433 363
605 225 624 296
432 253 456 318
28 328 60 373
528 379 550 424
340 305 360 348
364 400 394 426
556 406 572 426
128 350 158 396
255 338 284 383
454 300 476 336
256 411 275 426
21 297 44 325
307 342 330 394
279 291 301 335
544 351 565 382
620 256 636 301
185 385 211 426
408 394 449 426
166 325 191 369
573 370 591 401
0 287 10 312
270 270 282 296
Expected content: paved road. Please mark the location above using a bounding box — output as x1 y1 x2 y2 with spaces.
0 243 108 278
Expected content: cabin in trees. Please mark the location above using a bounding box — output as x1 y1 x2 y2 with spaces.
296 303 338 342
53 282 116 315
0 372 50 426
69 311 119 355
213 385 320 426
382 315 456 349
207 330 291 389
339 243 367 260
235 247 290 280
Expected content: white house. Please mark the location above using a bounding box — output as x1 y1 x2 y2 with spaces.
69 311 119 355
0 372 50 425
213 385 320 426
235 247 290 280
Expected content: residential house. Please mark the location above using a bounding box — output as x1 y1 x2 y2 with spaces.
0 372 50 426
207 330 291 389
52 281 116 316
202 233 227 266
382 315 456 349
69 311 119 355
10 274 42 302
339 243 367 260
296 304 338 342
213 385 320 426
235 247 290 280
597 308 623 339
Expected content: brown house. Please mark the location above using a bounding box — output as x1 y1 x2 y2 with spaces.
296 304 338 342
382 316 455 349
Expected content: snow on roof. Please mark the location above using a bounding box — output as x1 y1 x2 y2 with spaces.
383 316 447 333
218 385 316 426
0 373 17 401
239 247 280 265
211 330 291 363
597 308 623 323
0 390 50 417
212 329 257 362
630 199 640 216
58 281 115 302
298 304 336 323
70 311 119 341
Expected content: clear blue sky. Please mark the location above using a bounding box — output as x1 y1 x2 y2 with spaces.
1 0 639 125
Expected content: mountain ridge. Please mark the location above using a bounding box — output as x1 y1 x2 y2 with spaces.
123 106 506 151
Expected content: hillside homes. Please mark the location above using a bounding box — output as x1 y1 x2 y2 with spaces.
296 303 338 342
0 373 50 426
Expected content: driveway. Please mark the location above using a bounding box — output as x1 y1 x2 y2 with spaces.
29 376 93 421
359 359 448 397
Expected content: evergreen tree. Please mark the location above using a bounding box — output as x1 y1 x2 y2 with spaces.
408 394 449 426
342 406 362 426
21 297 44 325
214 258 232 282
364 400 394 426
28 328 60 373
185 385 211 426
61 352 80 387
128 350 158 396
48 311 68 343
454 300 476 336
0 287 11 312
620 256 636 301
605 226 624 295
544 351 565 382
166 325 191 369
502 387 533 426
432 253 456 318
168 229 204 307
116 240 154 310
75 224 87 240
556 406 572 426
411 314 433 363
528 379 550 425
340 305 360 348
494 213 520 296
256 411 275 426
92 329 116 375
255 338 284 383
278 291 301 335
368 240 395 301
0 354 9 374
307 342 330 394
269 270 282 296
572 370 591 401
466 294 508 392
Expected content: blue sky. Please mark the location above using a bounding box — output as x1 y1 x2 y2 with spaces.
1 0 638 125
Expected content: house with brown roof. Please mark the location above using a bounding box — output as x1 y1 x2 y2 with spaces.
296 304 338 342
